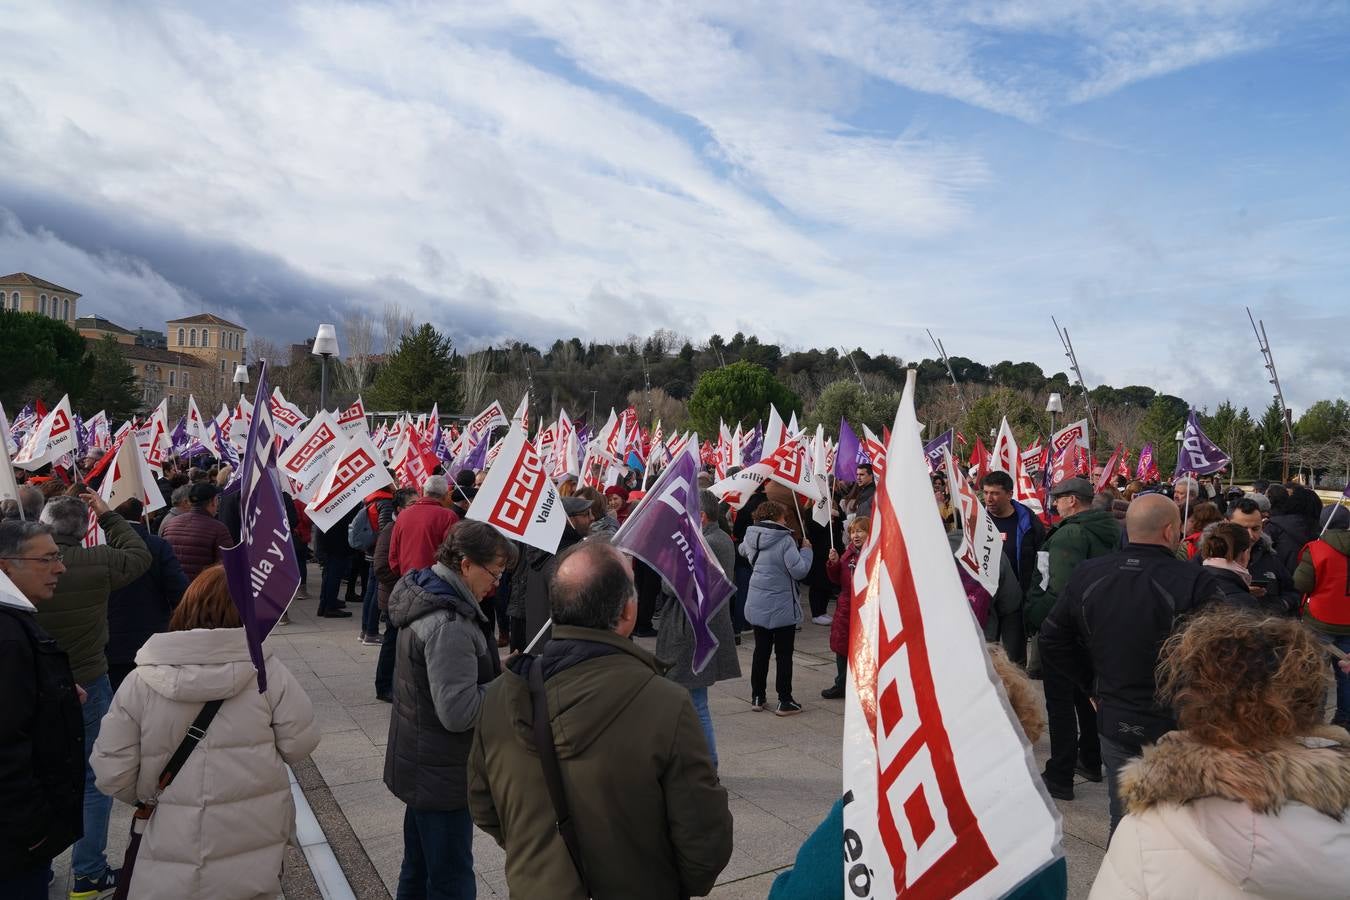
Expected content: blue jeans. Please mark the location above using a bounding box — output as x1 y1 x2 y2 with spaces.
361 570 381 635
73 675 113 880
397 806 475 899
1323 632 1350 726
0 864 50 899
319 554 348 613
689 687 717 769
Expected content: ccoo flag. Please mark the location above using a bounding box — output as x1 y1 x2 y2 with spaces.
221 361 302 693
844 369 1062 899
466 424 567 553
613 449 735 675
1173 410 1230 478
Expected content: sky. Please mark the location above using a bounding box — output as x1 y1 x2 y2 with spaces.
1 1 1348 413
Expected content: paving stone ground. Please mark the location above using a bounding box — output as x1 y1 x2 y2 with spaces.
47 571 1112 899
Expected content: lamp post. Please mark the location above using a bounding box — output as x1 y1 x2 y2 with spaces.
1046 392 1063 438
312 324 339 413
1258 443 1265 479
232 363 249 402
1175 429 1185 475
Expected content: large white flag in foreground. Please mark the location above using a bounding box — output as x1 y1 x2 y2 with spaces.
844 370 1060 899
466 424 566 554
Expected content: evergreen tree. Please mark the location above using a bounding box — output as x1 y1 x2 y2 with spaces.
0 309 91 410
81 335 142 421
687 361 799 435
807 380 901 435
368 324 459 412
1137 394 1189 475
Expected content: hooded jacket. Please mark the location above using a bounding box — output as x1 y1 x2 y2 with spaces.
91 628 319 900
1024 507 1121 631
740 522 813 630
37 510 152 684
467 626 734 899
384 564 496 811
993 498 1046 594
1090 726 1350 899
0 602 84 871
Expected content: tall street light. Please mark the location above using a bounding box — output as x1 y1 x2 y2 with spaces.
1046 392 1063 438
232 363 249 401
312 324 339 412
1175 429 1185 475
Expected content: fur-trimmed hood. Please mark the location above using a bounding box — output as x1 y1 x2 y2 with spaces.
1090 726 1350 899
1119 726 1350 818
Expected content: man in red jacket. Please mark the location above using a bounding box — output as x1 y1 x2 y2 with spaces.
158 483 232 583
388 475 459 577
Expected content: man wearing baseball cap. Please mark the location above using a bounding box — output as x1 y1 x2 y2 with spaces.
1025 476 1120 801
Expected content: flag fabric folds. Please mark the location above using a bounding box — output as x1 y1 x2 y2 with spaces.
306 428 395 533
466 425 567 554
13 395 76 471
220 362 302 693
1173 410 1230 477
843 370 1062 898
835 417 861 482
613 449 735 674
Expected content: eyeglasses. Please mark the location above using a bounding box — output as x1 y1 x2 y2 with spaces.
1 552 64 565
475 561 505 584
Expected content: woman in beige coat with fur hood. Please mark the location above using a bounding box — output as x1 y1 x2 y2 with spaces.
1091 607 1350 899
92 566 320 899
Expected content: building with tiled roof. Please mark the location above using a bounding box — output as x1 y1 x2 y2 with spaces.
76 314 137 345
1 272 80 324
166 312 248 392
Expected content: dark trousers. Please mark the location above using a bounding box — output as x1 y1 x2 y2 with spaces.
319 555 349 613
832 653 846 691
750 625 796 702
361 574 381 636
1041 664 1100 786
1101 733 1142 839
397 806 475 900
376 625 399 697
508 615 527 653
0 864 50 900
347 556 368 599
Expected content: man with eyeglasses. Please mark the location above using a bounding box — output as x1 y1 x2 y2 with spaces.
35 491 151 898
0 520 85 899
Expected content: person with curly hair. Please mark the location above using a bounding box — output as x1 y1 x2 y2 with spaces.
1090 607 1350 898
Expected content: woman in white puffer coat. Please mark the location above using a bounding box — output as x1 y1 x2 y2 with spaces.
1090 607 1350 899
92 565 320 899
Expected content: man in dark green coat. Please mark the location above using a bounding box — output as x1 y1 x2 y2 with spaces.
468 541 733 900
1024 477 1120 800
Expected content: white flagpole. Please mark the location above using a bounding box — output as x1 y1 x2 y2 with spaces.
1320 497 1347 537
524 617 552 654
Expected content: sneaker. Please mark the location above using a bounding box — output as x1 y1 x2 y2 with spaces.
751 694 766 711
775 699 804 717
1041 773 1074 801
811 614 833 626
70 867 119 899
277 612 292 626
360 634 382 646
1076 760 1104 783
820 684 844 700
318 608 353 618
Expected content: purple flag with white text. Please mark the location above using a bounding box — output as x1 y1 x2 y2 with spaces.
835 417 861 482
613 450 735 674
221 361 301 692
923 428 954 473
1173 410 1230 478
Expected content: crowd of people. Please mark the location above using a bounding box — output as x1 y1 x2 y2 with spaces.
3 437 1349 899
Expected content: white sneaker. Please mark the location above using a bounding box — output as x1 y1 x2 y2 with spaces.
811 614 833 626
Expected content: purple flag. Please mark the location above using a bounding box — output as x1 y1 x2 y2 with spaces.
922 428 953 473
835 418 861 481
742 422 764 466
613 451 735 674
73 413 88 456
221 361 301 693
1173 410 1230 478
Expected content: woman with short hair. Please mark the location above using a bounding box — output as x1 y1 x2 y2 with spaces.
385 519 518 899
91 565 319 899
1090 608 1350 898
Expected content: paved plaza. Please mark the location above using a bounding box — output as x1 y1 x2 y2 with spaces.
49 572 1113 899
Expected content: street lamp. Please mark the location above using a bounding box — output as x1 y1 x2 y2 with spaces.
1046 392 1063 436
232 363 249 401
311 324 339 412
1175 429 1185 474
1258 443 1265 478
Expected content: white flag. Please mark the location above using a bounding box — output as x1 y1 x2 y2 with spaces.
104 434 167 514
0 415 22 511
550 408 580 481
13 395 77 471
709 435 821 510
466 425 566 554
337 396 368 437
810 425 832 528
306 429 395 533
762 404 787 458
844 371 1061 898
990 417 1019 475
269 387 310 440
1050 418 1090 456
465 400 507 443
277 410 342 495
946 448 1000 599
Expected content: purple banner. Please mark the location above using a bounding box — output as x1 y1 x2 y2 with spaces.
923 428 954 473
741 422 764 467
1173 410 1230 478
835 418 860 482
612 451 734 674
221 361 302 692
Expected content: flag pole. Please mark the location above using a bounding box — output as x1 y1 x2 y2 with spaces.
791 491 808 540
829 473 841 552
1320 497 1347 537
524 617 552 655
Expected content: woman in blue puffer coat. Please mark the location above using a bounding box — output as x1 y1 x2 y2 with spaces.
740 499 813 716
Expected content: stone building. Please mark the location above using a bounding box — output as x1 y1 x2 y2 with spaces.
166 313 248 393
0 272 80 324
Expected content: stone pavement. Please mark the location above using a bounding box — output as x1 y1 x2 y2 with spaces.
47 577 1113 899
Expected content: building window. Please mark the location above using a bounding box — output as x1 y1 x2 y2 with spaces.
201 328 210 347
189 328 197 347
220 359 226 373
39 294 47 314
168 371 176 388
62 298 70 320
177 328 185 345
184 372 190 390
9 291 17 310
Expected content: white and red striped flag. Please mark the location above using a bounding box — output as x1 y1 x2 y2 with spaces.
845 371 1062 898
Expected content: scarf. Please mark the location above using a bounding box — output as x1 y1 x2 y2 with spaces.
1202 556 1251 585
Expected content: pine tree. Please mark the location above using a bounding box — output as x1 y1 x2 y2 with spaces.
368 324 460 412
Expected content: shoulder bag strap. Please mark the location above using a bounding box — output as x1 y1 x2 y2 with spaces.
115 697 224 900
527 658 590 895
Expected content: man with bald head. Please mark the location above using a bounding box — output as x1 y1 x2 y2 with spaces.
468 540 733 899
1040 493 1224 836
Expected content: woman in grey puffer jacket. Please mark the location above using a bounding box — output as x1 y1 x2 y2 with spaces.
740 500 812 716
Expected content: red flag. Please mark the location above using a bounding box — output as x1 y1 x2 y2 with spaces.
1095 444 1124 493
970 437 991 486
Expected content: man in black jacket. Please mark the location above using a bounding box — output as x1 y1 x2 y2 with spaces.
0 521 85 899
107 498 189 691
1038 494 1224 837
